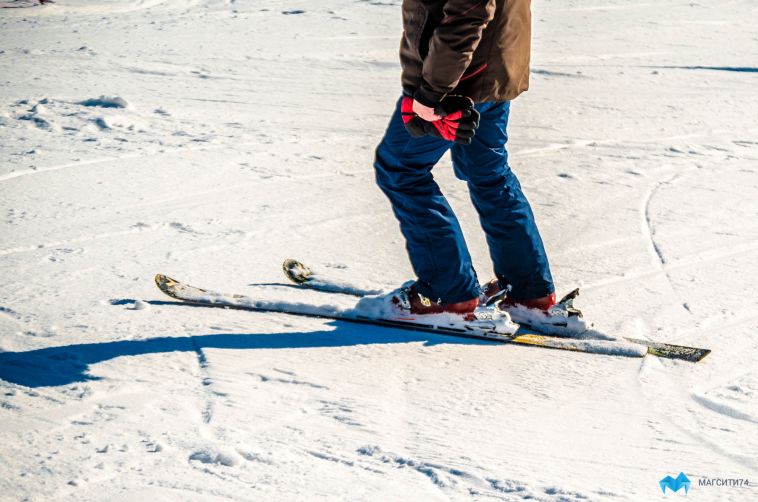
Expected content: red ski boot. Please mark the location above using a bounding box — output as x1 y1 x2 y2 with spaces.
499 292 557 311
391 284 479 320
483 279 587 335
481 279 556 311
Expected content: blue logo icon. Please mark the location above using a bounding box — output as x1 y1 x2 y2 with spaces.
660 472 691 494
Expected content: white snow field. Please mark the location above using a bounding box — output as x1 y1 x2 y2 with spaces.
1 0 757 500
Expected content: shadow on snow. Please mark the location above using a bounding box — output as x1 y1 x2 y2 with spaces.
0 314 495 388
646 65 758 73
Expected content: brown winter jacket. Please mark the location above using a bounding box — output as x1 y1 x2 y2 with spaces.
400 0 531 105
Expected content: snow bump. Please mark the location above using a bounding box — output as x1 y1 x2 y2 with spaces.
188 448 242 467
77 96 129 109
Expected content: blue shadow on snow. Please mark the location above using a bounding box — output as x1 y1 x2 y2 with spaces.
0 316 494 388
647 65 758 73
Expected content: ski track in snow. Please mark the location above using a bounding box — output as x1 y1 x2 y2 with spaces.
188 335 214 425
640 170 695 314
0 137 327 184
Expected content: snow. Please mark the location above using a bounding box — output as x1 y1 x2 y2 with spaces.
77 96 129 109
1 0 758 500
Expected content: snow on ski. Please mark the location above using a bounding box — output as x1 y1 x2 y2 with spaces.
282 259 385 296
155 274 654 359
280 259 711 363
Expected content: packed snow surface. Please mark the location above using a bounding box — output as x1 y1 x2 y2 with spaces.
1 1 757 501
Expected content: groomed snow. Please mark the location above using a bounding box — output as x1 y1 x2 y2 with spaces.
1 1 757 500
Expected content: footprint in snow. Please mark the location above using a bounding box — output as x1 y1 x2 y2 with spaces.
189 448 242 467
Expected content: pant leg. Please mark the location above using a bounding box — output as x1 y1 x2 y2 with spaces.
374 97 480 303
450 101 554 299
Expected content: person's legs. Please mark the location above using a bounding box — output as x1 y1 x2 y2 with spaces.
374 97 480 303
451 101 554 300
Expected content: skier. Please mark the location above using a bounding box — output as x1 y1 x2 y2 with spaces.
375 0 556 318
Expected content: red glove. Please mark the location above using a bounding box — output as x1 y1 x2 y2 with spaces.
401 95 480 145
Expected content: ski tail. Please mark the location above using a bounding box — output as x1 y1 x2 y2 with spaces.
626 338 710 363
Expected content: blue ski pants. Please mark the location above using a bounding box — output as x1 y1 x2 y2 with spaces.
374 97 554 303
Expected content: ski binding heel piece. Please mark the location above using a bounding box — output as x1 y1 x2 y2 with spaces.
548 288 583 319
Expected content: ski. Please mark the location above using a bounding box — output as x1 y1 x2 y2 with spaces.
154 274 648 359
282 259 384 296
281 259 711 363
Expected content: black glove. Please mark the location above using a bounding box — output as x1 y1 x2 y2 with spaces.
401 95 480 145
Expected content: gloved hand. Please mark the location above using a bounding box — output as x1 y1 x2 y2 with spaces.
401 95 480 145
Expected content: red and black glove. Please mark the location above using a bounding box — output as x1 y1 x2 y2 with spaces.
401 95 480 145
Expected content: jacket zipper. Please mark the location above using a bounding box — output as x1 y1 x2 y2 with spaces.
459 63 488 82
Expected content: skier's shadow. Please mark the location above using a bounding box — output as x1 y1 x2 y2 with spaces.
0 303 495 388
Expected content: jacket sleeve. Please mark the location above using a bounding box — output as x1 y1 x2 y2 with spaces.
414 0 497 107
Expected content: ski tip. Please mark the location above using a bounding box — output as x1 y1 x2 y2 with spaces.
154 274 180 295
154 273 171 285
282 259 312 284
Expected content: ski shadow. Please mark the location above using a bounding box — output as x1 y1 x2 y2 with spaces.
0 318 496 388
647 65 758 73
